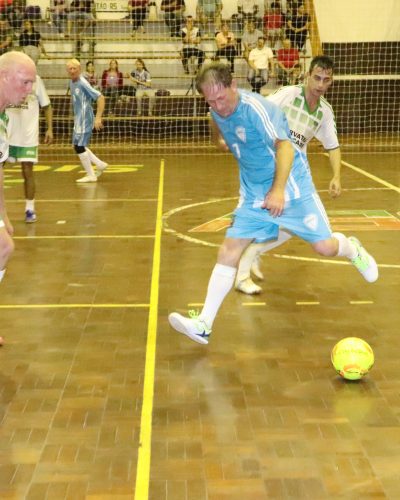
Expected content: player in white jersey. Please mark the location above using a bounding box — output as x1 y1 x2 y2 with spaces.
66 59 107 183
236 55 343 294
0 51 36 344
6 74 53 223
168 62 378 345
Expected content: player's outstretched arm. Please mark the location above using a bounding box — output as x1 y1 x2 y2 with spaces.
327 147 342 198
94 94 105 130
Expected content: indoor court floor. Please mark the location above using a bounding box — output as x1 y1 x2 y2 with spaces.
0 149 399 499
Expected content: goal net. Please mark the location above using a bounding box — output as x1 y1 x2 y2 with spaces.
21 0 399 162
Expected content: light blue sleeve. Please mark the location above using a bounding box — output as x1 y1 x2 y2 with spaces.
248 97 292 148
80 77 101 101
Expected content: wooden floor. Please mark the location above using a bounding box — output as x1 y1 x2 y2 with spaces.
0 150 399 499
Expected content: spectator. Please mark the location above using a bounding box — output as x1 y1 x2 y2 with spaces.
181 15 205 74
247 35 274 93
101 59 123 115
196 0 222 36
66 0 95 38
0 17 12 55
289 62 303 84
237 0 258 30
129 58 155 116
263 1 285 50
161 0 185 38
241 20 263 61
286 3 309 52
7 0 24 35
276 37 299 85
128 0 148 37
83 60 99 88
215 22 237 73
49 0 67 37
19 19 49 63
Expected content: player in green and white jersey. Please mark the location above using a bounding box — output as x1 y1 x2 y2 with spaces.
236 55 343 295
6 74 53 223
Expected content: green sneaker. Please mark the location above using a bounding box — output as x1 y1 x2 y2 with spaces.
168 310 211 344
348 237 378 283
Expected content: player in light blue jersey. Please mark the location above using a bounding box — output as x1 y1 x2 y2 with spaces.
168 62 378 345
66 58 107 183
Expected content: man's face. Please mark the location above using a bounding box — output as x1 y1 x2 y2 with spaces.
66 62 81 81
201 81 239 118
307 65 333 98
257 38 265 49
7 63 36 105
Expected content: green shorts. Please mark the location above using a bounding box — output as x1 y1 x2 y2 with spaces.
8 145 38 163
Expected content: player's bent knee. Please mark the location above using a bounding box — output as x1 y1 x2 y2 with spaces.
312 238 337 257
74 145 86 154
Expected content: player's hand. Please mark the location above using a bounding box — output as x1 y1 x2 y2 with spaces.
44 130 53 145
262 188 285 217
329 176 341 198
94 117 103 130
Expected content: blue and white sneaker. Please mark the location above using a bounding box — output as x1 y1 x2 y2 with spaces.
348 236 378 283
25 210 37 223
168 310 211 345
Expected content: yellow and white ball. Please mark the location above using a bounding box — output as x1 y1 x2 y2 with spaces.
331 337 374 380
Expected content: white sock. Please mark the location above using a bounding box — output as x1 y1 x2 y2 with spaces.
85 147 105 167
78 152 95 176
236 230 292 283
25 199 35 211
199 263 236 328
332 232 357 259
0 269 5 282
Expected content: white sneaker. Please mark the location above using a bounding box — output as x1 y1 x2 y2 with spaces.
168 311 211 345
95 161 108 177
76 175 97 183
235 277 262 295
251 255 264 281
348 237 378 283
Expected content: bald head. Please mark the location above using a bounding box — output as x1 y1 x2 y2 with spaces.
0 50 36 110
0 50 36 73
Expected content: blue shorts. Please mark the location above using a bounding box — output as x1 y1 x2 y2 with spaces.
226 192 332 244
72 131 92 147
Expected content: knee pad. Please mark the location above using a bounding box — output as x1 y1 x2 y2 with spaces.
74 145 86 154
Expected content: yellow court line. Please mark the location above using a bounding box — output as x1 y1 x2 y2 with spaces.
14 235 154 240
242 302 266 306
134 159 164 500
0 303 149 309
324 153 400 194
296 301 320 305
349 301 374 305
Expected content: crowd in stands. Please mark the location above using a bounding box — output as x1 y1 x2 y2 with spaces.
0 0 311 112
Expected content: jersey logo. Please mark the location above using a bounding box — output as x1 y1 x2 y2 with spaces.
235 126 246 143
303 213 318 231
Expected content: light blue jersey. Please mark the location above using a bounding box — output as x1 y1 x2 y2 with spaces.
69 76 101 136
211 90 316 208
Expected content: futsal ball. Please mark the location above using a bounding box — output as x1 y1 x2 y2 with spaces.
331 337 374 381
